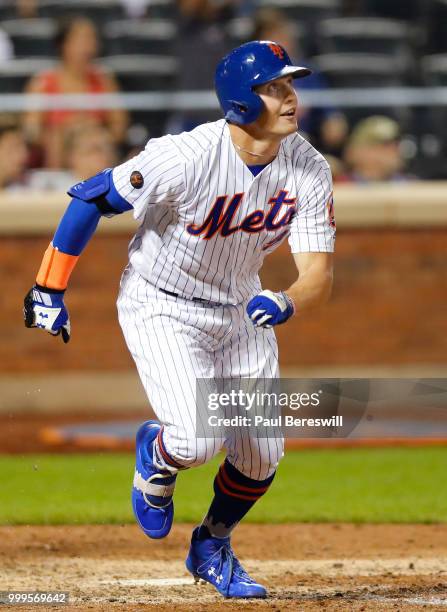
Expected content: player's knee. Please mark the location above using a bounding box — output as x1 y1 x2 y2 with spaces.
263 437 285 477
230 436 284 480
162 432 223 469
181 437 223 467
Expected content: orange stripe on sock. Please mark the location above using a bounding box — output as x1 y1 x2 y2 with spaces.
36 244 79 290
215 472 260 502
219 463 270 495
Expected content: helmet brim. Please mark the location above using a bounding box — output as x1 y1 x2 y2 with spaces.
252 65 312 89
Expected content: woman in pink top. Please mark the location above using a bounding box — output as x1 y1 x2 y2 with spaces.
23 17 128 168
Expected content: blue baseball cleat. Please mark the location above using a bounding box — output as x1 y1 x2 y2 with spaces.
132 420 176 539
185 527 267 598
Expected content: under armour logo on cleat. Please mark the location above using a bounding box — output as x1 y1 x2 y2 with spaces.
38 313 49 319
208 567 223 584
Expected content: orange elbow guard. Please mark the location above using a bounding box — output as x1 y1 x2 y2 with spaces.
36 243 79 290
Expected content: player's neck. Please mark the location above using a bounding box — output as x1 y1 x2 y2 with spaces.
228 123 281 166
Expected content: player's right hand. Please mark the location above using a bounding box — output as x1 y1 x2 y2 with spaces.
23 285 71 343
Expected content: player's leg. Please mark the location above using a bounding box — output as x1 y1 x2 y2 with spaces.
117 266 224 538
185 305 282 597
201 323 282 536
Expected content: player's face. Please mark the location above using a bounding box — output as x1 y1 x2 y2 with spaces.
254 75 298 138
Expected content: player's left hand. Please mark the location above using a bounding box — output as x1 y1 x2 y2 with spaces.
246 290 295 328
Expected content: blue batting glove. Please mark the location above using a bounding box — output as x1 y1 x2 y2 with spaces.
24 285 71 343
246 290 295 328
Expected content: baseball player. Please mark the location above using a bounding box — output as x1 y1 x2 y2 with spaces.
24 41 335 599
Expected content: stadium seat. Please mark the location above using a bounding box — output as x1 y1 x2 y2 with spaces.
426 0 447 53
1 19 57 58
225 17 254 46
317 18 412 61
359 0 423 20
311 53 412 127
103 20 177 56
0 2 16 21
39 0 124 23
258 0 340 22
311 53 408 87
100 55 178 91
0 57 55 93
146 0 176 19
225 17 311 56
257 0 341 55
422 53 447 85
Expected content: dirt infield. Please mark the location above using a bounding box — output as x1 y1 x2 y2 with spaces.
1 524 446 611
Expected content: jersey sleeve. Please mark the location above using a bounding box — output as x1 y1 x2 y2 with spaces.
111 137 186 221
288 160 336 253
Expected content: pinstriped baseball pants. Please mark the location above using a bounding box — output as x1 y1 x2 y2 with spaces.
117 265 284 480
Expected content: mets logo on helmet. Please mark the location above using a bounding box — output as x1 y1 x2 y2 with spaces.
268 43 285 59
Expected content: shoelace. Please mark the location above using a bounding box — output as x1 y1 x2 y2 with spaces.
228 548 255 583
216 542 254 584
197 541 232 588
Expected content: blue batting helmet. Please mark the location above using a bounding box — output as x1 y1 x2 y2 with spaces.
215 40 311 125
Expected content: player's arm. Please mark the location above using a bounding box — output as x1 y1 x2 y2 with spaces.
287 251 333 313
247 160 335 328
246 253 333 328
23 169 132 343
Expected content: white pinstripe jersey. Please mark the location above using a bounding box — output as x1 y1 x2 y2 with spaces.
112 119 335 305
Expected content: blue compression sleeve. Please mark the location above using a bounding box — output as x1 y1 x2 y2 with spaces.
53 198 102 256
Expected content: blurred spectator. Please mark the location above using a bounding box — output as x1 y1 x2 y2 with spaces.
0 118 28 191
66 125 118 180
177 0 234 92
167 0 234 132
23 17 128 169
28 125 118 191
177 0 235 90
251 8 348 158
342 116 413 183
0 27 13 62
17 0 38 19
325 153 348 184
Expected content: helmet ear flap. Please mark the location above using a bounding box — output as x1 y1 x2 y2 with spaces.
225 92 264 125
229 100 248 114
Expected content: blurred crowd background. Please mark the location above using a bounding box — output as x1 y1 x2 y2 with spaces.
0 0 447 192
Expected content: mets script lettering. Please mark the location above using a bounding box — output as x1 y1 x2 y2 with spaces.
186 191 297 240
